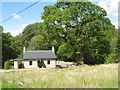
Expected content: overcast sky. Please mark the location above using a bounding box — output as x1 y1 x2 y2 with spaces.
1 0 119 36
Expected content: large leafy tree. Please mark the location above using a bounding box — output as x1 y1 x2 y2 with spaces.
2 33 15 61
12 34 23 58
22 22 52 50
41 2 115 64
2 32 23 68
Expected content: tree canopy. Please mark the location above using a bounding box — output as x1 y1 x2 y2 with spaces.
41 2 116 64
21 22 52 50
2 32 23 68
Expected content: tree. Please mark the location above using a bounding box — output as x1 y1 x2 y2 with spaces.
11 34 23 58
41 2 115 64
2 32 13 61
2 32 23 68
22 22 51 50
27 35 51 50
116 29 119 61
4 61 11 70
0 25 3 68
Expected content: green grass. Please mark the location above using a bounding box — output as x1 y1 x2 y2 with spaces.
0 63 118 88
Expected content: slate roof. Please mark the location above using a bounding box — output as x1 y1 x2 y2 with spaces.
23 50 57 59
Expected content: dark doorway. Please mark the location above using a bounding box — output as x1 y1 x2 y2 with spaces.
41 60 46 68
38 60 42 68
37 59 46 68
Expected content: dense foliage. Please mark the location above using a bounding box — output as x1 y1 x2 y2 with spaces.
2 1 119 65
2 30 23 68
21 22 51 50
4 61 11 70
0 26 2 68
41 2 117 64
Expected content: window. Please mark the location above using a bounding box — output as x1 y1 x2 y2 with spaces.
29 61 32 65
47 60 50 64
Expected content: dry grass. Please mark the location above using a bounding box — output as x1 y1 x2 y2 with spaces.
0 63 118 88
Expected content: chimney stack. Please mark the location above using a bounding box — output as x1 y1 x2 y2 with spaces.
52 46 55 52
23 47 26 53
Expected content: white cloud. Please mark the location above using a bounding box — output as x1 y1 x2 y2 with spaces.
18 24 28 30
112 22 118 29
98 0 120 17
4 30 22 37
97 0 120 28
12 13 21 19
4 24 28 37
98 1 109 12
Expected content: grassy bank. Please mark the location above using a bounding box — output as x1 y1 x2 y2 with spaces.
0 64 118 88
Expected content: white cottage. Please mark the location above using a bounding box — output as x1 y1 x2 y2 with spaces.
14 49 57 69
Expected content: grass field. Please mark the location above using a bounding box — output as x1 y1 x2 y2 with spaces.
0 63 118 88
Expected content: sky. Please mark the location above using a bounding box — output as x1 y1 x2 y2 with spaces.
1 0 119 37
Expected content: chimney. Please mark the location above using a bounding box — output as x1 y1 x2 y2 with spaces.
52 46 55 52
23 47 26 53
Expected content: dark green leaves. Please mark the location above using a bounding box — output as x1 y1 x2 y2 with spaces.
42 2 116 64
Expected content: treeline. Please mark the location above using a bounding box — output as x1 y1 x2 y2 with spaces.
1 2 119 67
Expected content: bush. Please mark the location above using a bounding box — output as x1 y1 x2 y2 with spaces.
4 61 11 70
105 54 116 64
17 61 23 69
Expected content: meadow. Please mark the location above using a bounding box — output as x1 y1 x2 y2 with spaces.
0 63 118 88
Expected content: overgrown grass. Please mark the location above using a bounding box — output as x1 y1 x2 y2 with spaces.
0 64 118 88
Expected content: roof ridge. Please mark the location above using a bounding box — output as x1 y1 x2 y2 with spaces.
23 50 56 59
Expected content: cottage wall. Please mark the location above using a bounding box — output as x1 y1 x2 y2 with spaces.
14 59 56 69
23 60 38 69
23 59 56 68
14 61 18 69
44 60 56 68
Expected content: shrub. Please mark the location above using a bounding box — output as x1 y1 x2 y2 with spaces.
11 62 14 65
4 61 11 70
17 61 23 69
105 54 116 64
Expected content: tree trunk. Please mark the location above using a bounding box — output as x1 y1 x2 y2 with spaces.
76 54 84 65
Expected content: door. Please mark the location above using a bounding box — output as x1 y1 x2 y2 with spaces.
37 59 46 68
37 60 42 68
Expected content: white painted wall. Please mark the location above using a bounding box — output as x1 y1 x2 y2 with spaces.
44 60 56 68
23 60 39 69
14 59 56 69
14 61 18 69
